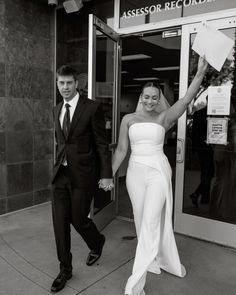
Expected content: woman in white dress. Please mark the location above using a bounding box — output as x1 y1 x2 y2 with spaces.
112 56 208 295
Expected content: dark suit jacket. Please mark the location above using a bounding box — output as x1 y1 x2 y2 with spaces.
52 94 112 188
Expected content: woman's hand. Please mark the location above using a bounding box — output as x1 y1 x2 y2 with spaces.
98 178 114 191
197 55 208 75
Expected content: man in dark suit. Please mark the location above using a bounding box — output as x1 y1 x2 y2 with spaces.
51 65 113 292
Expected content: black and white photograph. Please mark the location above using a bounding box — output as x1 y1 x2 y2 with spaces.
0 1 236 294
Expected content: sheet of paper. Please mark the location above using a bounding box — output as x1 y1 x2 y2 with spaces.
207 85 231 115
207 117 228 145
192 24 234 72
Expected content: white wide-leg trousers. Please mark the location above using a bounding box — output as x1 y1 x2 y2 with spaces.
125 161 166 295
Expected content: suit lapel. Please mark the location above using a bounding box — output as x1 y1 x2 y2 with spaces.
69 95 87 136
54 101 64 139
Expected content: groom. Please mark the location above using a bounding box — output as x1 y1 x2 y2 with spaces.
51 65 113 292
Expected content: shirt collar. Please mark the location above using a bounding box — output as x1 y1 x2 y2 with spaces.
63 92 79 109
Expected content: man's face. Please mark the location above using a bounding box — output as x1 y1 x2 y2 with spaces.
57 75 78 101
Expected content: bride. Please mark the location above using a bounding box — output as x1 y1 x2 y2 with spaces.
112 56 208 295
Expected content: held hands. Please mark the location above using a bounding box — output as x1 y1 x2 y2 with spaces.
98 178 114 191
197 55 208 75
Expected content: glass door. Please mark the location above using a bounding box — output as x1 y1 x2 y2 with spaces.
88 14 121 230
175 16 236 247
118 29 181 219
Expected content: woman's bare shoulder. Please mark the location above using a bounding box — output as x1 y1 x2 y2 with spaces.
121 113 136 125
123 112 136 119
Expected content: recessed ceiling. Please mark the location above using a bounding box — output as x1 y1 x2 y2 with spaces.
120 33 181 91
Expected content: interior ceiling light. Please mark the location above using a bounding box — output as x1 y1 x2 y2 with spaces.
133 77 159 81
63 0 83 13
152 66 180 71
121 54 151 61
162 29 181 38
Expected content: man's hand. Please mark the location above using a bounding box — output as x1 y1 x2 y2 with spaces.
98 178 114 191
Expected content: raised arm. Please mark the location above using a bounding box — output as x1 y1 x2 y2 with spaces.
112 114 130 176
163 56 208 130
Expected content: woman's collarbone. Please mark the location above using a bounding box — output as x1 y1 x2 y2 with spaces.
133 112 163 124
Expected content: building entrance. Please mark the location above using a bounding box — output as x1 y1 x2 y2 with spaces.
57 7 236 247
118 29 181 219
118 16 236 249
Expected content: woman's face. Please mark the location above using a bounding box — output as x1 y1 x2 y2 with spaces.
141 86 160 111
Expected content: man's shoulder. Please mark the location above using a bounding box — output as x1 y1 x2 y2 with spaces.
80 95 100 109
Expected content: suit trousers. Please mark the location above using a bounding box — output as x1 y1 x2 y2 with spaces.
52 165 103 272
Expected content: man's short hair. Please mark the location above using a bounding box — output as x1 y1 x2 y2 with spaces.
56 65 78 81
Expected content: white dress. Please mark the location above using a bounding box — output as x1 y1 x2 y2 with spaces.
125 122 186 295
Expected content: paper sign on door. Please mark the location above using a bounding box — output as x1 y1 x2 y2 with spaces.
207 85 231 116
207 117 228 145
192 23 234 72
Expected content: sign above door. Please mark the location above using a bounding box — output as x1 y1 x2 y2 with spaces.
119 0 236 28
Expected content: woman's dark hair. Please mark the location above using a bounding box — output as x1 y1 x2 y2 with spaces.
56 65 78 81
141 82 161 95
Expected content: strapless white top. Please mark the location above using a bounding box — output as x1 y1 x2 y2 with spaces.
129 122 165 155
128 122 169 171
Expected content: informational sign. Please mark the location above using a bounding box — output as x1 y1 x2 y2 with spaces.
206 117 228 145
119 0 236 28
207 86 231 115
122 0 216 19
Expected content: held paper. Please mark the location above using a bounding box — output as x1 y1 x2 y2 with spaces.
192 24 234 72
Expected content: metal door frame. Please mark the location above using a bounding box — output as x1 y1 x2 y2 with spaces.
88 14 121 229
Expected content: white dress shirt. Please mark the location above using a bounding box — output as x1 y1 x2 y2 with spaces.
59 92 79 166
59 92 79 128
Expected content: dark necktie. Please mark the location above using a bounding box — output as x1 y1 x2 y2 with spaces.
62 103 71 139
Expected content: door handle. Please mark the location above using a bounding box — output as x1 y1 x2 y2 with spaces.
109 142 117 150
176 138 184 163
